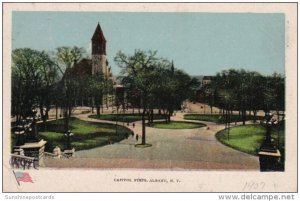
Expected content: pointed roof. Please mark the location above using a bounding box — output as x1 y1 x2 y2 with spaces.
92 23 106 42
171 60 174 73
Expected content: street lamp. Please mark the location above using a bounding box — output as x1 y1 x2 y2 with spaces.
116 108 118 135
23 109 39 143
258 112 281 171
64 130 74 150
261 112 278 152
14 124 25 146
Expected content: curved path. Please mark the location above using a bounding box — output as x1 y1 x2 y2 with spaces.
44 112 259 170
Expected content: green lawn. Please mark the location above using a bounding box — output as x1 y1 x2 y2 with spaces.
215 122 285 158
150 121 206 129
89 113 165 123
184 114 263 124
37 117 132 152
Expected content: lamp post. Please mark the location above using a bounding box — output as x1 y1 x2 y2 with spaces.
14 125 25 146
116 107 118 135
261 112 278 151
65 130 74 150
258 112 281 171
24 109 39 143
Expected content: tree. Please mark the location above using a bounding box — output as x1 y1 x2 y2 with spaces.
115 50 200 144
12 48 59 125
87 72 105 116
263 73 285 119
56 46 84 69
56 46 85 132
206 69 285 125
153 61 200 123
115 50 159 145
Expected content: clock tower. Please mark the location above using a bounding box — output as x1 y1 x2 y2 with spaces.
91 23 108 75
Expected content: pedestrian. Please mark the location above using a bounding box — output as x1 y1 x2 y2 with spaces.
132 123 135 128
127 122 129 126
136 134 139 142
131 131 134 137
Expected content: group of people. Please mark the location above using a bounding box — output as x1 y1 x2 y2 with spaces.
131 123 139 142
124 122 139 142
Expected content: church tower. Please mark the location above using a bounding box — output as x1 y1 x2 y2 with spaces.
91 23 108 75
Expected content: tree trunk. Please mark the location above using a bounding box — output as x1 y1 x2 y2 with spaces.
242 110 246 125
253 110 257 123
68 106 72 118
147 110 151 125
106 95 108 109
64 110 69 132
55 105 58 120
45 106 49 120
142 109 146 145
39 104 46 131
96 105 100 116
151 109 154 123
164 110 168 123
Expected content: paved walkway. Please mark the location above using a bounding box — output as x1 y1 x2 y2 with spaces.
44 112 259 170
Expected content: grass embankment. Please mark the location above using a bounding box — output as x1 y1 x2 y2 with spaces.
150 121 206 129
89 113 165 123
184 114 263 124
37 117 131 152
215 122 285 158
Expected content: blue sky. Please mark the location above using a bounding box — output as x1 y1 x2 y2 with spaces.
12 12 285 76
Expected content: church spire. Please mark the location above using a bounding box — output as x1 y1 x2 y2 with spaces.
92 22 106 42
171 60 174 74
92 22 106 55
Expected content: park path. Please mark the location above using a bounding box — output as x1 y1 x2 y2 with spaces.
44 111 260 170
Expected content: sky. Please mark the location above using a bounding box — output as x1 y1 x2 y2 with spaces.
12 12 285 76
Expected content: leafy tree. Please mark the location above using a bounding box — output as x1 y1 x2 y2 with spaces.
56 46 85 69
87 72 105 116
154 61 199 123
115 50 200 144
205 69 285 125
12 48 59 125
115 50 159 145
56 46 85 132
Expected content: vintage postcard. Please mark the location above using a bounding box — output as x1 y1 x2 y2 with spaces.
2 3 297 192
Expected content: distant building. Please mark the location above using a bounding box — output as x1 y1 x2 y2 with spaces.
194 75 214 103
91 23 111 77
65 23 113 79
63 23 114 107
202 76 213 86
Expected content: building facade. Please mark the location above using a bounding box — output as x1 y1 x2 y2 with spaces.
65 23 113 79
63 23 114 107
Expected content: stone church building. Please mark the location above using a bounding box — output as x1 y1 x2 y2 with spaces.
64 23 115 108
65 23 113 79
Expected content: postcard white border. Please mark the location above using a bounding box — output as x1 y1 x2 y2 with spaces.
2 3 297 192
